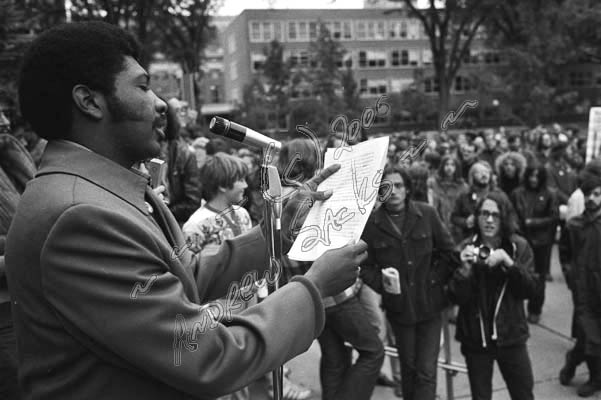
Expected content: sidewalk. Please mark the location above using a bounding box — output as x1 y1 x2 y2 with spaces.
251 245 601 399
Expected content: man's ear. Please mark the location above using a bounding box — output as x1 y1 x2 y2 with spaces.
72 84 104 120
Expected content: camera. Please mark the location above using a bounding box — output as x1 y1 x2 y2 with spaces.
472 245 491 263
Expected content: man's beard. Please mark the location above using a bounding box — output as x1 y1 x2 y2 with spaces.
585 200 601 213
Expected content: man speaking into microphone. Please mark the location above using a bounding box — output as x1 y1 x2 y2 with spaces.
6 21 367 400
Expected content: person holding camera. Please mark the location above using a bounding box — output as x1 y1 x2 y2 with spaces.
448 191 537 400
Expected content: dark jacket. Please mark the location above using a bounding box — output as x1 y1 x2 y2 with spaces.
0 134 36 304
495 152 527 197
568 211 601 356
448 234 536 350
510 186 559 247
546 158 577 205
429 176 468 244
6 140 325 400
167 138 202 224
361 202 459 325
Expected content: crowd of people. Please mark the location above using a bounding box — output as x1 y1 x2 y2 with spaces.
2 19 601 400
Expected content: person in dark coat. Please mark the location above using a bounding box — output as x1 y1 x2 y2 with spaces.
361 166 459 400
510 165 559 324
7 21 368 399
160 98 202 225
566 164 601 397
495 152 527 198
429 155 468 244
0 133 36 400
448 191 537 400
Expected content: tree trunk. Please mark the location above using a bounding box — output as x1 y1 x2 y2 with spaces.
437 75 451 129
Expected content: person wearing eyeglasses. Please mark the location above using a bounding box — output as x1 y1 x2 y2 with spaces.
361 166 458 400
448 191 537 400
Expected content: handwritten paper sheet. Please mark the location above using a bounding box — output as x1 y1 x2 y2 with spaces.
288 136 389 261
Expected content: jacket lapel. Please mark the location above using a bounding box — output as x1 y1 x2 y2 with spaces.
402 202 422 238
374 207 403 241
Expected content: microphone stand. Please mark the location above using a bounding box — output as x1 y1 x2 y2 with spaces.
261 147 284 400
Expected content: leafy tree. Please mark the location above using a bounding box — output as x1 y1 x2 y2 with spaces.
485 0 601 125
389 0 499 125
0 0 66 120
341 64 360 115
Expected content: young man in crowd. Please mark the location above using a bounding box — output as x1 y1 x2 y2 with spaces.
510 165 559 324
6 21 368 399
183 152 252 257
451 161 515 242
565 163 601 397
361 166 458 400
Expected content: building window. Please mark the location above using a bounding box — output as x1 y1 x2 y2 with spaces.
250 22 261 42
391 50 409 66
392 49 418 66
289 21 297 40
422 49 432 65
389 21 407 39
360 79 387 95
249 21 282 43
251 53 267 72
287 21 319 41
323 20 353 40
358 50 386 68
454 76 471 92
424 77 439 93
288 49 310 67
356 20 386 40
336 52 353 68
356 21 367 40
407 20 421 39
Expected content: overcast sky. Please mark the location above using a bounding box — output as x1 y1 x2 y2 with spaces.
217 0 366 16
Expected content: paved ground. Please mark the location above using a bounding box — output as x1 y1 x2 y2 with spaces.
249 245 601 399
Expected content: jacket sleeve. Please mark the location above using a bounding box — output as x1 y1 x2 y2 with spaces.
450 194 469 229
505 238 537 300
41 204 324 399
447 264 476 306
430 207 460 282
359 223 383 294
527 192 559 229
169 149 202 223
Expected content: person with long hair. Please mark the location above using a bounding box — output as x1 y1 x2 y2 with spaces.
510 165 559 324
448 191 537 400
430 155 468 244
495 152 527 198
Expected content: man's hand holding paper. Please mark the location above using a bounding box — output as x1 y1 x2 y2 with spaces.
287 136 390 262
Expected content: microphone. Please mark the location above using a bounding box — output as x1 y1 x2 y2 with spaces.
209 117 282 153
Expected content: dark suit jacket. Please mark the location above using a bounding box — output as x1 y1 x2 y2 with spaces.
361 201 458 325
6 140 324 400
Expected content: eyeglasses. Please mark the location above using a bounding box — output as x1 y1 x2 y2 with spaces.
478 210 501 220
